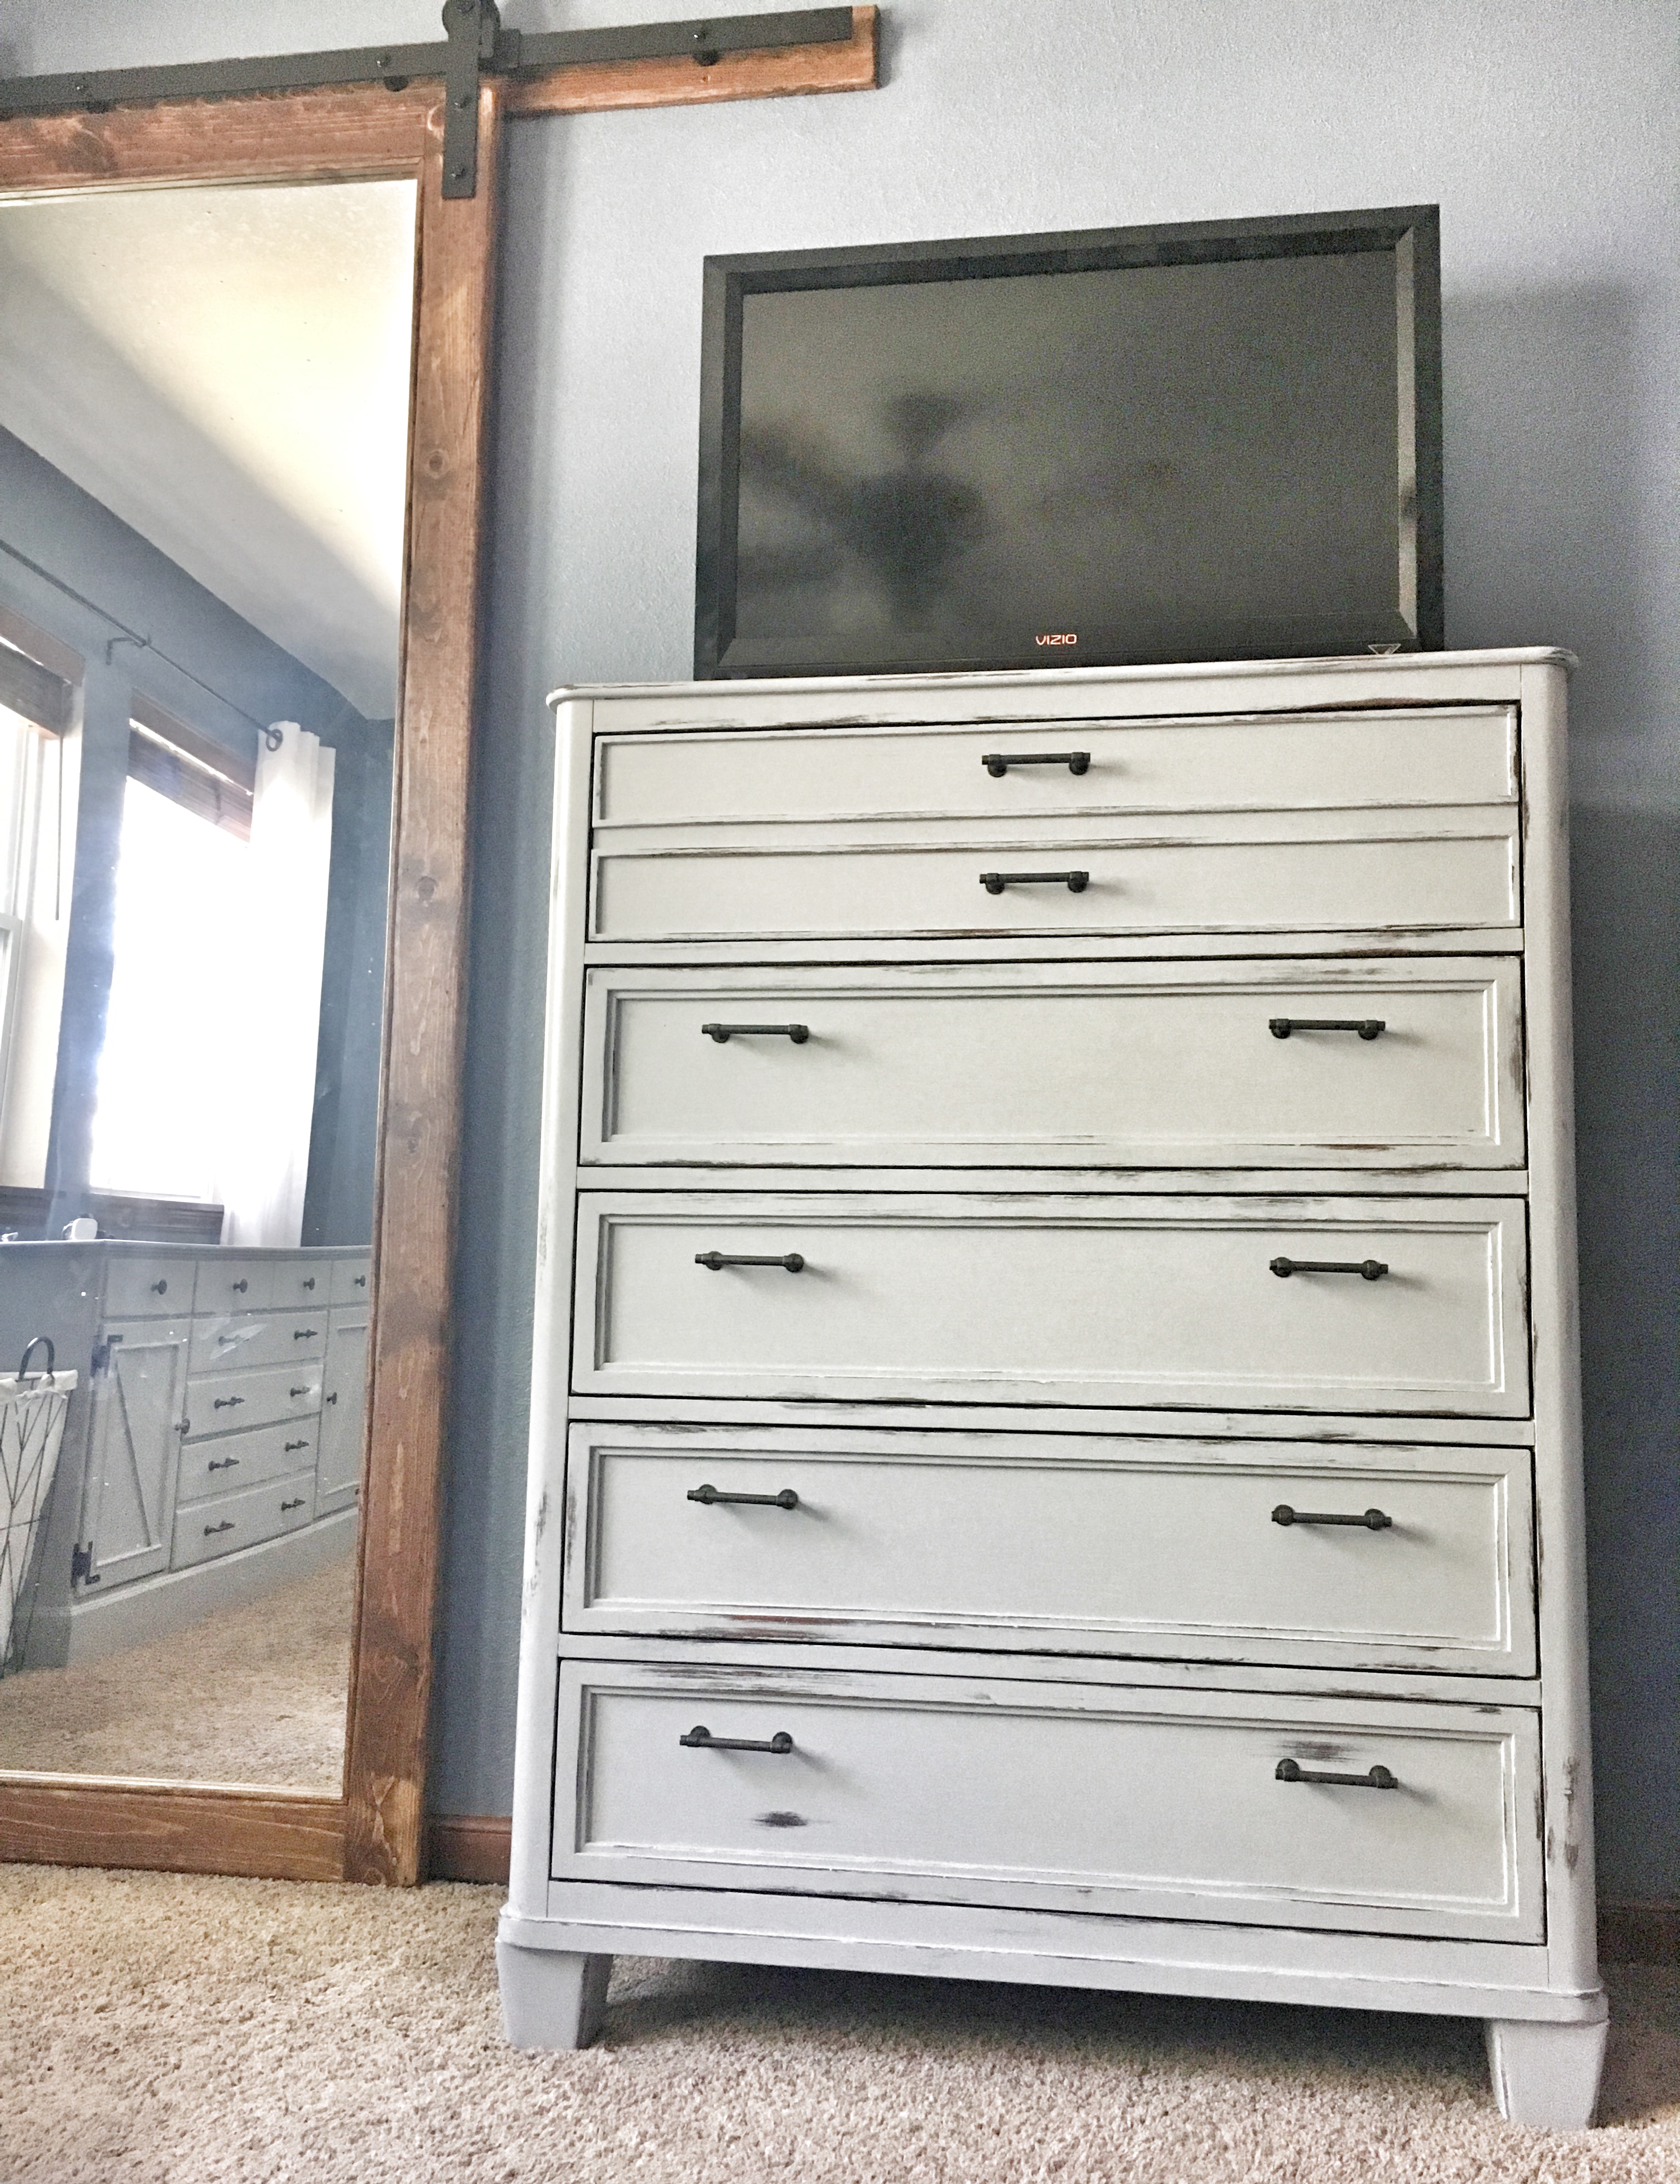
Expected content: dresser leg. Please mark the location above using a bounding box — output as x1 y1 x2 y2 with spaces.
1484 2013 1608 2127
497 1942 613 2050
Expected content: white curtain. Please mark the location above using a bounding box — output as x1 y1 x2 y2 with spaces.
220 723 336 1248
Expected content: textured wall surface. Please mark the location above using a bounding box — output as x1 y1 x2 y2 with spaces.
6 1 1676 1897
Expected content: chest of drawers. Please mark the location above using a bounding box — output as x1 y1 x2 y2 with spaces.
498 652 1606 2128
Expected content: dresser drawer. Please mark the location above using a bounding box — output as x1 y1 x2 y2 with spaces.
589 809 1521 944
194 1257 276 1313
574 1192 1529 1417
581 958 1525 1171
273 1257 332 1309
184 1357 321 1437
563 1425 1536 1674
176 1416 319 1503
190 1310 327 1376
592 708 1518 829
329 1256 372 1306
169 1470 315 1568
553 1658 1543 1941
103 1254 193 1318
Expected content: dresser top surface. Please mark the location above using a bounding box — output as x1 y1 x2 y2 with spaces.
548 647 1575 713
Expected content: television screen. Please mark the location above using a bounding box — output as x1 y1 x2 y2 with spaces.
695 208 1440 679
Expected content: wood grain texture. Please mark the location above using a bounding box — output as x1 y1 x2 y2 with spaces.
0 1777 344 1881
0 82 433 189
341 83 502 1890
428 1811 513 1884
506 3 877 115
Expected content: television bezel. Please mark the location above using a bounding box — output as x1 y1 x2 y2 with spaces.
694 203 1442 680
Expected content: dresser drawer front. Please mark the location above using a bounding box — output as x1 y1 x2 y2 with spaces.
582 958 1524 1171
592 708 1518 829
564 1425 1535 1673
273 1258 331 1308
574 1193 1529 1416
194 1258 277 1313
591 811 1520 945
176 1416 319 1503
189 1311 327 1376
184 1358 322 1436
553 1660 1542 1940
329 1256 372 1306
103 1255 194 1319
169 1470 315 1568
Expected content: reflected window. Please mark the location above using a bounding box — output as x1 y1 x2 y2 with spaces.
88 764 252 1205
0 691 72 1191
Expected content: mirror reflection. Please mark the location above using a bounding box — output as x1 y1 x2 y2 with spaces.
0 177 417 1791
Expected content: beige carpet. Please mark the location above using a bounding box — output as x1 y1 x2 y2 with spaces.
0 1865 1676 2183
0 1555 353 1788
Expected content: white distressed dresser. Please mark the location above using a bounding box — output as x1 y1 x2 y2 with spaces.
498 649 1605 2128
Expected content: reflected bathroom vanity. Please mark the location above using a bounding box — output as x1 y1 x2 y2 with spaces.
0 1240 368 1667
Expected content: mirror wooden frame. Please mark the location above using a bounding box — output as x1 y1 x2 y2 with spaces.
0 78 501 1886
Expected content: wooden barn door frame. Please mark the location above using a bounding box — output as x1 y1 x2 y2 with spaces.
0 78 498 1886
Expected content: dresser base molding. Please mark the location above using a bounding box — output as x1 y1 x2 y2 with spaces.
497 1903 1608 2123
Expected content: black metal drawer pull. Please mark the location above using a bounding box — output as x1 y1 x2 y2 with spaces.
203 1520 236 1537
284 1439 309 1453
981 750 1090 777
207 1456 239 1472
301 1276 316 1291
695 1251 805 1272
293 1327 319 1339
1276 1758 1398 1791
980 869 1089 895
1269 1256 1388 1281
281 1497 307 1513
1272 1503 1392 1530
150 1278 168 1294
679 1723 794 1755
290 1386 311 1398
688 1483 799 1510
231 1278 248 1293
702 1022 809 1044
213 1395 245 1410
1269 1017 1385 1041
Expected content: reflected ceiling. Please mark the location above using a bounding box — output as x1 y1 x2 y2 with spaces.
0 179 416 716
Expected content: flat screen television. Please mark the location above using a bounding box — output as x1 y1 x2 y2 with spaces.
694 206 1441 679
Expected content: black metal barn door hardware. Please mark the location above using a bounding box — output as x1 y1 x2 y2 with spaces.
0 6 857 198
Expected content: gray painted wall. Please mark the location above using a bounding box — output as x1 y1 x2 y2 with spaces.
7 1 1676 1900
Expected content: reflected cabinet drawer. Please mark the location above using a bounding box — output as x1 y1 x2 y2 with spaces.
169 1470 315 1569
562 1424 1536 1675
552 1657 1543 1942
581 958 1526 1171
572 1192 1531 1417
176 1416 319 1505
190 1311 327 1376
589 810 1521 944
184 1358 321 1436
103 1255 193 1318
592 707 1518 829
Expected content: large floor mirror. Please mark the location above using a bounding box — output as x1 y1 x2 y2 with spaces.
0 173 413 1793
0 84 499 1883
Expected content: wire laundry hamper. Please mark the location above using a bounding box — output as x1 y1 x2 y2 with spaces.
1 1337 76 1677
